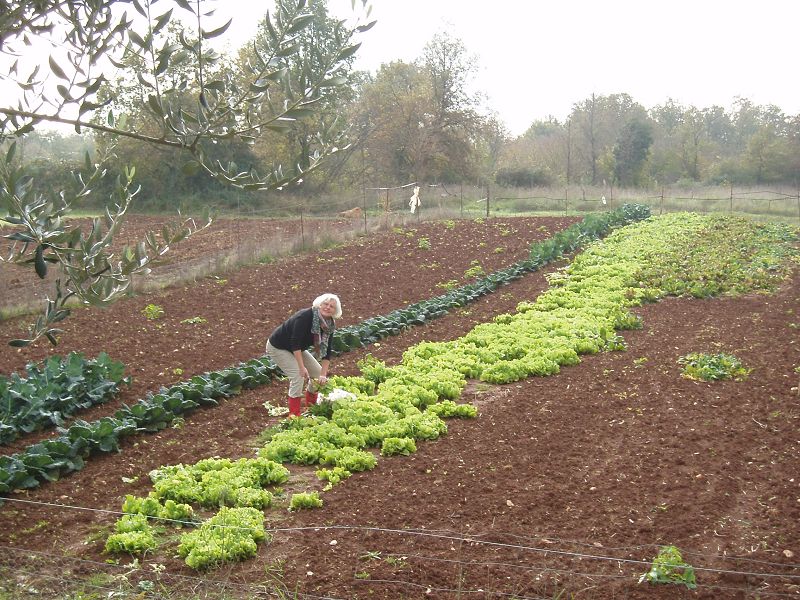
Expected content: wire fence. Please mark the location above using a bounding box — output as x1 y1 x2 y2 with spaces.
4 181 795 320
208 182 800 226
1 496 799 599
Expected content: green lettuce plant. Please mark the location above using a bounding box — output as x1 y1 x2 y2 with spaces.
639 545 697 589
289 491 323 511
177 507 268 570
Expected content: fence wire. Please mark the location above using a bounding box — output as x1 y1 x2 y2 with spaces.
211 182 800 227
1 496 799 600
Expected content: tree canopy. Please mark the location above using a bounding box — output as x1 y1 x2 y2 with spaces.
0 0 374 346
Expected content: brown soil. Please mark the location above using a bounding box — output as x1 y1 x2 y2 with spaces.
0 214 364 314
0 215 798 600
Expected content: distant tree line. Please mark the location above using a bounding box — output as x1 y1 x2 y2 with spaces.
8 0 800 215
505 94 800 189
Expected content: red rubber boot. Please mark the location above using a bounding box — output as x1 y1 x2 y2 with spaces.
288 396 302 416
305 390 319 406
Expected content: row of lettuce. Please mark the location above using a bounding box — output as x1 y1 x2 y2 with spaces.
0 205 650 497
103 212 798 570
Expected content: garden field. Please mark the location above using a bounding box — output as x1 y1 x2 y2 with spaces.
0 212 798 600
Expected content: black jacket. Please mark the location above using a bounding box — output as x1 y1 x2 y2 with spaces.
268 308 333 360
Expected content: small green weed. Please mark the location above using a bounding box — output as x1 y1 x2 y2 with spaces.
385 555 408 567
142 304 164 320
180 316 206 325
419 261 441 269
21 520 50 535
263 558 286 585
463 261 485 279
436 279 460 291
417 237 431 250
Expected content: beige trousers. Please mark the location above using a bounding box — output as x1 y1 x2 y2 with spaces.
265 340 322 397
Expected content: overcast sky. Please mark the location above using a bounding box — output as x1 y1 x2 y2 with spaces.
3 1 796 137
217 0 800 136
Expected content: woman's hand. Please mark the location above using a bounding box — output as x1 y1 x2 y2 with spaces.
318 374 328 385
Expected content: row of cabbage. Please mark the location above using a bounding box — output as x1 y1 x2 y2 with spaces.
0 352 129 445
106 213 797 570
0 206 650 498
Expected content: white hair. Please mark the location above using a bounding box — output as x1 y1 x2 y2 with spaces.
312 293 342 319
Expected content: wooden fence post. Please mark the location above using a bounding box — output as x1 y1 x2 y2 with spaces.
362 186 368 234
796 188 800 224
485 185 490 218
299 207 305 250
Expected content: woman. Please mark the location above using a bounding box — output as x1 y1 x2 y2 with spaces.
265 293 342 416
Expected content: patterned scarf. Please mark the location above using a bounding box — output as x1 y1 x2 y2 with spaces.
311 307 335 360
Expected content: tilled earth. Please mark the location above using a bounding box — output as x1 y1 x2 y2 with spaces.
0 215 798 600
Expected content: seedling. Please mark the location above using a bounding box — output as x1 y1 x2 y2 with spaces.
436 279 460 291
142 304 164 320
463 261 485 279
180 316 206 325
386 555 408 567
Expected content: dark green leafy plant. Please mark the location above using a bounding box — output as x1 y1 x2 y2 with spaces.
0 351 129 444
678 352 749 381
